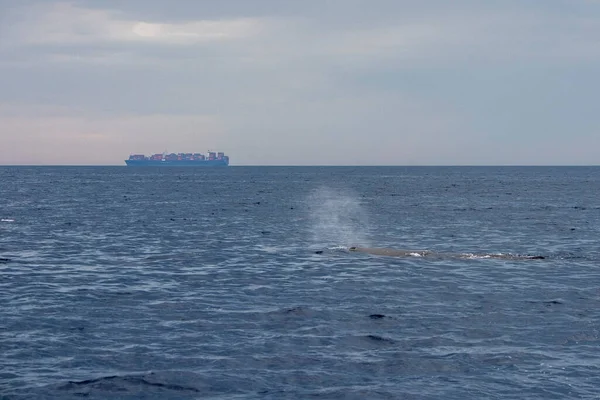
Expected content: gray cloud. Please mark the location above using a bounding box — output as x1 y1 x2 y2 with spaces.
1 0 599 165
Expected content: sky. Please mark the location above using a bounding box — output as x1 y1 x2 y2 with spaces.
1 0 599 165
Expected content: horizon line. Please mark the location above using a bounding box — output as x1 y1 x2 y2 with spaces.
1 164 599 168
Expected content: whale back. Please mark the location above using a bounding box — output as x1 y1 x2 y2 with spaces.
348 246 544 260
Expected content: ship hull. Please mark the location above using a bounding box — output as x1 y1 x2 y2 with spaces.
125 159 229 167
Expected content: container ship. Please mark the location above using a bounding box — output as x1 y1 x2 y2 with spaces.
125 151 229 167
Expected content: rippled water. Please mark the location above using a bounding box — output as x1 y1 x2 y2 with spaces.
1 166 600 399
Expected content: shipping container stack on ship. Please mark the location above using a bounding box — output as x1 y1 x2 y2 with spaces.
124 151 230 166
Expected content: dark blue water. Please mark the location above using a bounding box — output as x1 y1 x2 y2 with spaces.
1 166 600 399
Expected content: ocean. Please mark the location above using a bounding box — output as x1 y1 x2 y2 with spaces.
1 166 599 399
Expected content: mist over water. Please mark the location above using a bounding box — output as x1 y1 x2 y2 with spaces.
306 186 371 248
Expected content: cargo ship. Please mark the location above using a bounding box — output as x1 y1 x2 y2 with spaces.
125 151 229 167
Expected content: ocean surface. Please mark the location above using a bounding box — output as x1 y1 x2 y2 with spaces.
1 166 600 399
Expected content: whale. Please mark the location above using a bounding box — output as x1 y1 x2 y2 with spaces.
347 246 545 260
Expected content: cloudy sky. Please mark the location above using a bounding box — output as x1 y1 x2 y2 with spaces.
1 0 599 165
